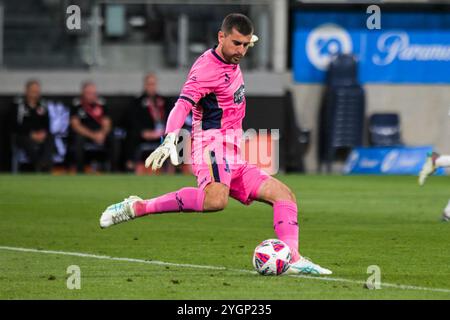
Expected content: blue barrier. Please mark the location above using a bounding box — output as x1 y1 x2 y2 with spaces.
343 146 446 175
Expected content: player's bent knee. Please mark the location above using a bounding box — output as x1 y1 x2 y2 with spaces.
261 178 297 204
274 188 296 203
276 181 297 203
203 195 228 211
285 188 297 203
203 183 229 211
205 199 228 211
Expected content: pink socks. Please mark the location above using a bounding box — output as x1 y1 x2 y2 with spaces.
133 187 205 216
273 200 300 263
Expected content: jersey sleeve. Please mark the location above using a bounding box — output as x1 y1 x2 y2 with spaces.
165 60 218 134
179 62 218 105
164 98 193 134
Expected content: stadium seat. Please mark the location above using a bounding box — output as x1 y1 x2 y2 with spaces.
368 113 402 147
319 54 365 173
283 91 310 173
326 53 358 87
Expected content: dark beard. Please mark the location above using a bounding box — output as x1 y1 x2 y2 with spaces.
221 48 241 64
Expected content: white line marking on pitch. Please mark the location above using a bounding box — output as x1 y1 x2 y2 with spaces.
1 245 449 294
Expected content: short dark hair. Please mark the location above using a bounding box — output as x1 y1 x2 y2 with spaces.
221 13 253 36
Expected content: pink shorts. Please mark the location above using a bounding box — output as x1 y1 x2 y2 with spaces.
192 150 270 205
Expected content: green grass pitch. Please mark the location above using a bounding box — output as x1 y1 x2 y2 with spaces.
0 174 449 299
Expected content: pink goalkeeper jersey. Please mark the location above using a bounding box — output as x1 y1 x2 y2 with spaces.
176 48 247 163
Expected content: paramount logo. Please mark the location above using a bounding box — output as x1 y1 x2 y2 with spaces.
373 32 450 66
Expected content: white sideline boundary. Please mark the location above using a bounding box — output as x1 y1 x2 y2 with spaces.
1 245 450 294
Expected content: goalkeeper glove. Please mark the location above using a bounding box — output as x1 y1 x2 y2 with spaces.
144 132 180 171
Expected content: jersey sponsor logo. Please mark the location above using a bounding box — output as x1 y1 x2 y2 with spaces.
233 84 245 104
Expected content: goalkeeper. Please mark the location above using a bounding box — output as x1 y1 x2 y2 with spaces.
100 13 331 275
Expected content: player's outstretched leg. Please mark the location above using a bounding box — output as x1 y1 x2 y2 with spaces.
100 183 228 228
100 187 205 228
256 177 332 275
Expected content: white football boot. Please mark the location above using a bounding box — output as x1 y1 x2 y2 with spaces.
287 256 332 275
100 196 142 228
418 152 438 186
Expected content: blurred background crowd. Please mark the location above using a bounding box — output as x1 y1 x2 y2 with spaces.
5 73 187 174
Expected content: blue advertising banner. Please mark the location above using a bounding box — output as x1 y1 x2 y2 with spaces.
292 11 450 83
343 146 446 175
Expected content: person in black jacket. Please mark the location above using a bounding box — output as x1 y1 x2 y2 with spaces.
70 81 112 173
125 73 169 172
10 80 54 172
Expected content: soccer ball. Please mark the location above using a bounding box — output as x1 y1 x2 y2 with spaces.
252 239 291 276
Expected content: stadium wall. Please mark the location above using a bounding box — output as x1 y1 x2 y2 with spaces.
0 71 286 96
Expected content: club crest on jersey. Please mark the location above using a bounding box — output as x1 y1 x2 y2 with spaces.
233 84 245 104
